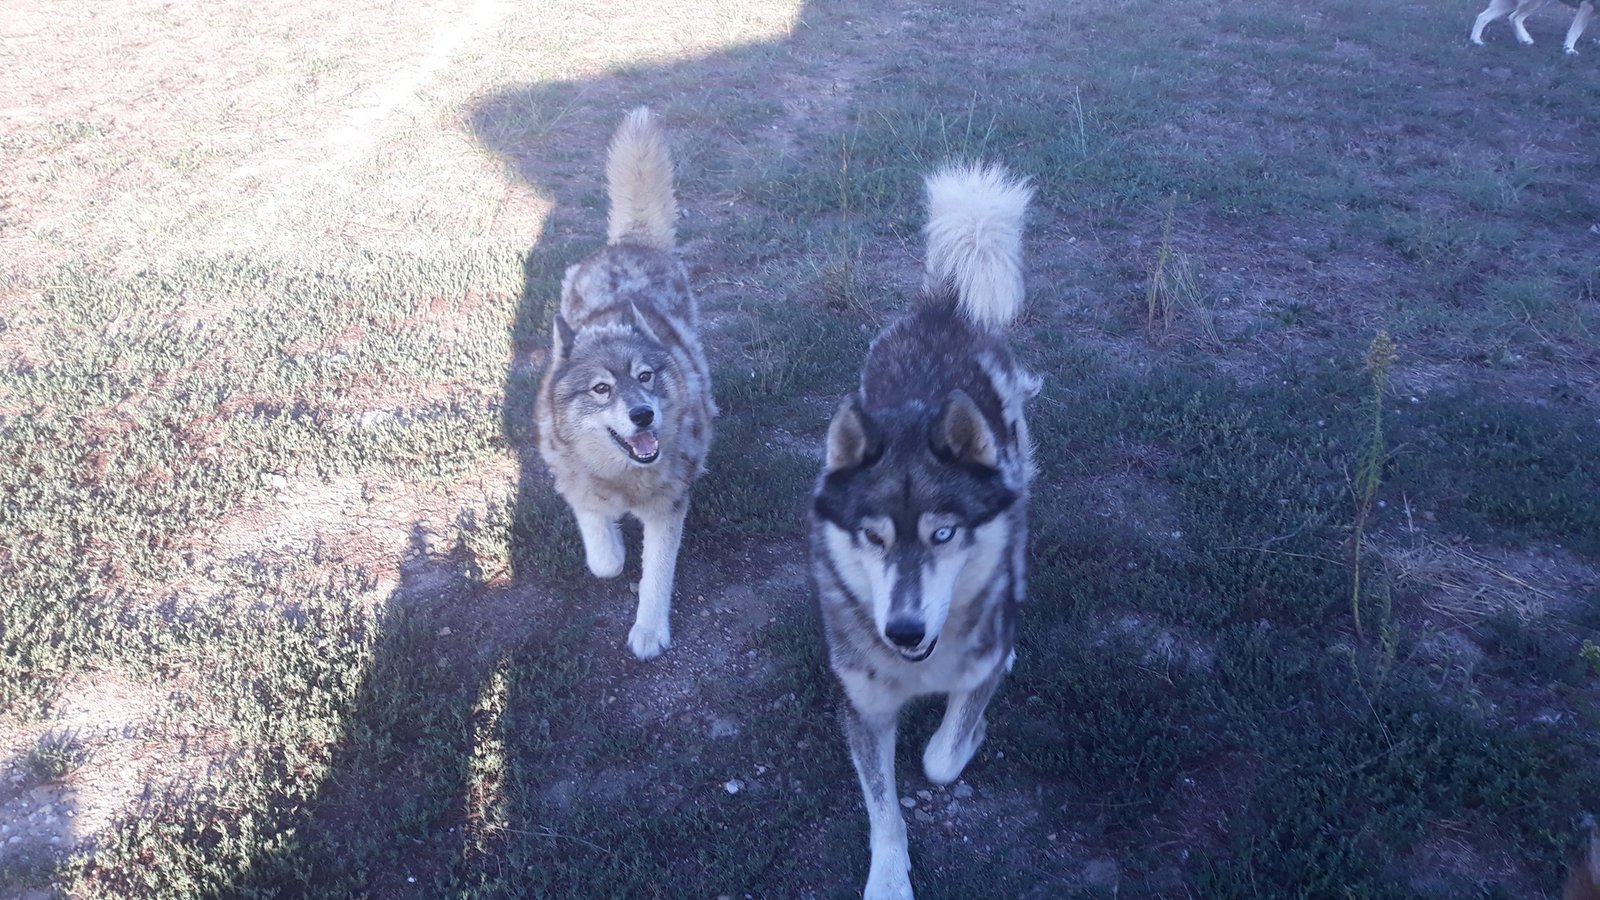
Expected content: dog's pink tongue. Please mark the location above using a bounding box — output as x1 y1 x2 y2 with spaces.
627 431 659 457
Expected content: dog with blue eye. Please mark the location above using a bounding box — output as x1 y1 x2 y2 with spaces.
810 162 1039 899
535 108 716 660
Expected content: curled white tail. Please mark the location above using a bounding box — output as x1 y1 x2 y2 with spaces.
606 107 676 250
923 163 1033 330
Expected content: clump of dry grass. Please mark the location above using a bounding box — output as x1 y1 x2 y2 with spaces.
1144 196 1221 348
1382 537 1570 626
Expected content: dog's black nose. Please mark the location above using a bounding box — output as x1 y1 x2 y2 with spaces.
629 405 655 428
884 618 925 649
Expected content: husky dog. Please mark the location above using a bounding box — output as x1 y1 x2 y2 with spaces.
536 107 715 660
1472 0 1596 53
810 163 1038 900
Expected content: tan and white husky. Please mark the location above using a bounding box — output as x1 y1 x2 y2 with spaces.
536 108 716 660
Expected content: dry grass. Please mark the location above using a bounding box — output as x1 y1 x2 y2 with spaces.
1382 535 1584 626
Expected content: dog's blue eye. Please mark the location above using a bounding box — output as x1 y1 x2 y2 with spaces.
931 526 956 545
638 371 653 384
593 383 610 395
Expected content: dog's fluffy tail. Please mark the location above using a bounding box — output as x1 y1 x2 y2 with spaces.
606 107 676 250
923 162 1032 330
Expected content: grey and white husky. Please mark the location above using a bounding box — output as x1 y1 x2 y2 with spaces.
536 108 716 660
810 163 1038 900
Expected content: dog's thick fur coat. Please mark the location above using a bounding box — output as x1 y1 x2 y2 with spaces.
1472 0 1596 53
810 163 1038 900
536 108 715 660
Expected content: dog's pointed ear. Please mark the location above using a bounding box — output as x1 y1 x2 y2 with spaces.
552 315 577 362
629 303 664 345
825 396 881 473
934 389 999 468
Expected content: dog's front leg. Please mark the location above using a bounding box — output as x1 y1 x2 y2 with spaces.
629 499 684 659
574 507 625 579
841 692 912 900
1564 1 1595 52
922 664 1004 785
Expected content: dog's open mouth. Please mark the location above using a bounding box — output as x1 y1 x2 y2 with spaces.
609 428 660 464
897 639 937 663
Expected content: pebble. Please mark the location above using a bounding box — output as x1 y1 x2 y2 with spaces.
916 790 932 802
723 780 744 795
899 796 916 809
952 784 973 800
914 810 933 824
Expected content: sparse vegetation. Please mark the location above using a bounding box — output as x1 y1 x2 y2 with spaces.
2 0 1598 896
24 729 88 783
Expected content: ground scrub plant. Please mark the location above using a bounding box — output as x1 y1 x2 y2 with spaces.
1351 330 1396 643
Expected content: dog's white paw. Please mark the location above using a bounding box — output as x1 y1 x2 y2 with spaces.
922 716 986 785
863 842 913 900
1470 36 1485 46
1565 46 1579 55
627 618 670 660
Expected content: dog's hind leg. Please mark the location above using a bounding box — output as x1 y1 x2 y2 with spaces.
628 500 684 659
1564 0 1595 52
840 697 913 900
575 508 625 579
1511 0 1542 43
1472 0 1517 43
922 665 1004 785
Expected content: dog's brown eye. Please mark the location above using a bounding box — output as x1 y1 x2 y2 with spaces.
862 528 885 547
593 383 610 395
638 371 653 384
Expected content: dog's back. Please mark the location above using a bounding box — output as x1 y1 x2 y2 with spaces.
858 165 1040 489
560 108 696 333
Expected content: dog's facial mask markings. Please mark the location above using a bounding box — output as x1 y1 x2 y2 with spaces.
558 336 670 465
